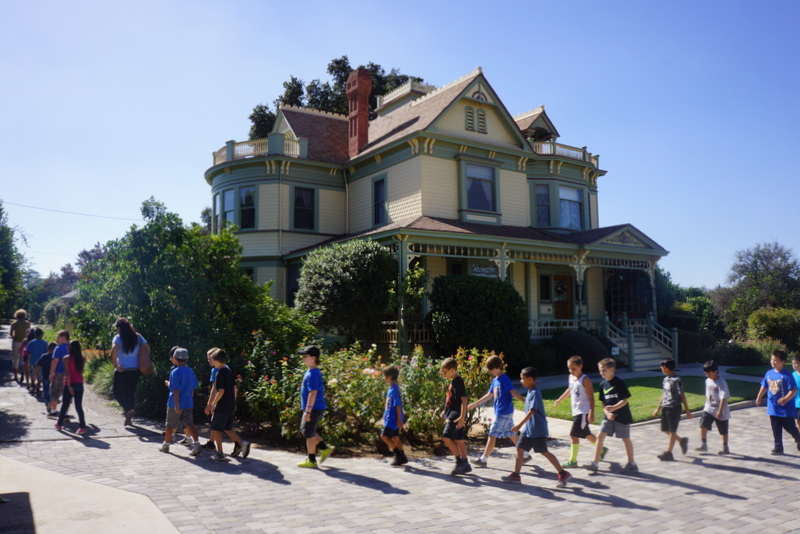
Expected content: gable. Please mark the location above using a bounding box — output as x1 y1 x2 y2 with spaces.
601 230 650 248
431 99 520 148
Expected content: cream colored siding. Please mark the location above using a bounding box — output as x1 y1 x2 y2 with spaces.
349 176 372 232
433 101 520 149
258 266 284 300
421 156 458 218
426 257 447 281
238 232 279 257
585 267 604 319
319 189 346 235
258 183 279 230
511 262 526 298
589 192 599 229
387 158 422 223
499 169 530 226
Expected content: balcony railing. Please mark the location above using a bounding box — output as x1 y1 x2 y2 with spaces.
532 141 599 167
212 133 307 166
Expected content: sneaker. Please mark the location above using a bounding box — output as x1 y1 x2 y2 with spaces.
124 410 134 426
318 445 334 465
695 442 708 452
599 446 609 460
297 459 318 468
561 460 578 468
501 472 522 484
451 460 471 476
522 454 532 464
680 437 689 455
657 451 675 461
240 441 251 459
210 452 228 462
470 458 488 468
231 442 242 458
583 461 598 472
160 443 170 453
771 448 784 455
178 437 189 445
54 422 62 431
557 470 572 488
391 451 409 466
204 440 216 450
76 428 87 435
621 462 639 474
718 445 730 455
190 443 204 457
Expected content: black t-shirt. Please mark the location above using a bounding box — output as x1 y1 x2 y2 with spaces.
214 366 236 412
444 375 466 420
599 375 633 425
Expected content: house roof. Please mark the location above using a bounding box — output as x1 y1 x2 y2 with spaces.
513 106 560 141
279 106 349 164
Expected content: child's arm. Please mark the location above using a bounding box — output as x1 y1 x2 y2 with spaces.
553 387 570 408
456 396 468 428
205 383 218 415
210 387 224 412
173 389 181 412
511 408 534 434
716 396 727 420
681 392 693 418
778 387 797 406
584 376 596 423
606 398 628 420
468 391 494 411
396 404 403 425
653 391 664 417
304 390 318 422
510 389 526 402
755 386 766 405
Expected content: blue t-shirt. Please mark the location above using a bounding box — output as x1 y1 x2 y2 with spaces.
27 339 48 366
168 365 199 410
52 343 68 374
383 382 404 429
762 368 798 418
113 333 147 370
490 373 515 416
522 387 549 438
301 367 326 411
793 370 800 409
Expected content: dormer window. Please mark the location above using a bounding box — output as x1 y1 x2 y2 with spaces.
465 106 487 134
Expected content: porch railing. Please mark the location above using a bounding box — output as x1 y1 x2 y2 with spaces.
378 321 435 345
212 133 307 165
529 319 603 338
532 140 600 167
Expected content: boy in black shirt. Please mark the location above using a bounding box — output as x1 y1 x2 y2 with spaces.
208 350 250 461
440 357 470 475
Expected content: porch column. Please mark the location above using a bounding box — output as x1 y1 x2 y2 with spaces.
395 236 409 355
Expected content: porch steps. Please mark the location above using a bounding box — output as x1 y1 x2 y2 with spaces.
628 337 672 372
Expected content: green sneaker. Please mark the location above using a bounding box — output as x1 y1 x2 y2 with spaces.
562 460 578 468
297 459 318 468
600 446 609 460
318 446 335 465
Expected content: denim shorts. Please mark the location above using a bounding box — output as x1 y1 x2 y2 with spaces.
488 413 516 439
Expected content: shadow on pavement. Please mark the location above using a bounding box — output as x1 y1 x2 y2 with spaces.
322 466 409 495
0 492 35 533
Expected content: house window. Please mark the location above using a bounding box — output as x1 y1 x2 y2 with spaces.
539 275 551 301
466 163 496 212
465 106 475 131
287 263 302 306
239 186 256 229
476 109 487 134
293 187 315 230
223 189 235 226
559 186 583 229
213 193 221 232
373 178 387 226
535 184 550 226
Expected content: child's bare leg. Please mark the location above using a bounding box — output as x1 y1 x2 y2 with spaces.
482 435 497 458
306 434 321 455
381 434 394 449
622 437 635 463
187 425 199 441
391 436 404 451
541 451 564 472
212 430 223 452
586 433 597 444
666 431 679 452
513 447 525 473
699 426 708 442
165 427 175 443
442 437 459 457
592 433 607 462
224 429 242 445
456 440 468 458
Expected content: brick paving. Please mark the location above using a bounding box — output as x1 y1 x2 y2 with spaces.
3 329 800 532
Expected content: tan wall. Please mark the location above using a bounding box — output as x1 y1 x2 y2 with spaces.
258 266 284 300
433 101 520 149
426 256 448 280
319 189 346 235
499 168 530 226
589 192 599 229
258 183 279 230
586 267 604 319
351 158 424 233
349 175 372 232
421 157 458 218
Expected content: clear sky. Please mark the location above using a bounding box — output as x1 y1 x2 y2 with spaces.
2 0 799 289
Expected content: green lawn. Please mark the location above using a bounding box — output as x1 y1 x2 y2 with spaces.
513 376 759 424
726 365 769 377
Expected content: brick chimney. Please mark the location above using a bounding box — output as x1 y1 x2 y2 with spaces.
346 67 372 159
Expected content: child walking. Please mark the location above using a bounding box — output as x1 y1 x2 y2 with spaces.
554 355 605 467
468 355 529 468
38 342 56 409
792 354 800 434
696 360 730 454
440 357 470 475
381 365 408 467
207 350 250 461
160 347 204 456
755 349 800 455
653 358 693 461
584 358 638 473
501 367 571 487
297 345 334 468
26 328 48 396
55 340 87 434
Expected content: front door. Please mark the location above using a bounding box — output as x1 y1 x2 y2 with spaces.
553 275 573 319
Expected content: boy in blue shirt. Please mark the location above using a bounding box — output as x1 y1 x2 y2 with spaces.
26 328 48 396
160 348 203 456
502 367 571 487
381 364 407 467
756 349 800 455
792 354 800 434
297 346 334 468
468 355 529 468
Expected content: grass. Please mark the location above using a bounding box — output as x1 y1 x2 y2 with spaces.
726 365 769 377
513 376 759 424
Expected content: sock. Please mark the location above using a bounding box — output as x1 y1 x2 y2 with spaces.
522 451 531 459
480 455 488 462
569 443 580 463
308 453 316 463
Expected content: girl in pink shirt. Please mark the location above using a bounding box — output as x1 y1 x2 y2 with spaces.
55 340 87 434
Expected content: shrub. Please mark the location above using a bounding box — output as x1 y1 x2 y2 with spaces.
430 275 530 370
747 307 800 352
84 353 115 399
712 340 768 366
677 330 716 363
552 330 610 371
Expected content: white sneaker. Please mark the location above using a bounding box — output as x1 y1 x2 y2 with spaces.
210 452 228 462
160 443 170 453
190 443 203 457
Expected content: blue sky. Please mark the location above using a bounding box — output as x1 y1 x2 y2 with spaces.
2 0 799 289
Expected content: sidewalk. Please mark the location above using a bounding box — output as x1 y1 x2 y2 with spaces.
2 325 799 533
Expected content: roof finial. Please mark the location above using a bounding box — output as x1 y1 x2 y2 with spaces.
477 65 482 72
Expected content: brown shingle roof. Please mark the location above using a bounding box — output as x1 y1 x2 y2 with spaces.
280 107 349 164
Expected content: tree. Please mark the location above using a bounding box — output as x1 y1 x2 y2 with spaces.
295 239 397 342
0 201 25 317
248 103 276 140
711 242 800 338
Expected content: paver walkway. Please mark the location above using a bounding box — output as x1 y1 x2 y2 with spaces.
2 326 800 533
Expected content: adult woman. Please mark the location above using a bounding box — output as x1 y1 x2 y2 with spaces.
9 309 31 384
111 317 149 425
